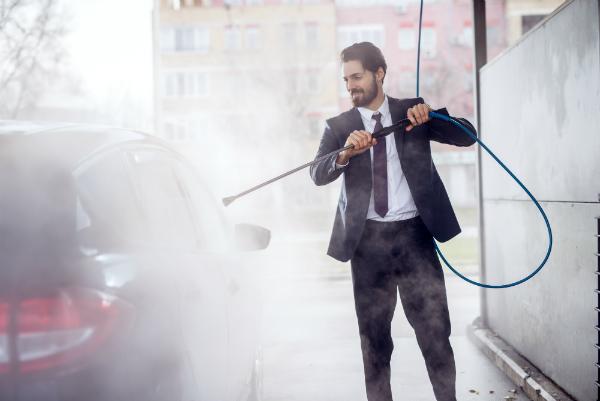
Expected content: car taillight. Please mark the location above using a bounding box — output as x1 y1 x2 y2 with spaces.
0 288 132 374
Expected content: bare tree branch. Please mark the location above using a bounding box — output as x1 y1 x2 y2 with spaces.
0 0 66 118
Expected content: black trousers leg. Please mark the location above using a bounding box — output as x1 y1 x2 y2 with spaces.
350 216 457 401
391 217 457 401
351 225 397 401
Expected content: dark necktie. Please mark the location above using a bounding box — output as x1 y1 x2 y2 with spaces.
372 112 388 217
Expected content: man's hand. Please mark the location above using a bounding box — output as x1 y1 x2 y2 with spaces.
406 103 432 132
336 130 378 164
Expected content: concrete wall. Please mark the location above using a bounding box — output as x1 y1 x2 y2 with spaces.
479 1 600 400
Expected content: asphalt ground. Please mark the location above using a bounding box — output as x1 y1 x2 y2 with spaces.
256 236 530 401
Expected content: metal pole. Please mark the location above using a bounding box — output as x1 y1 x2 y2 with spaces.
596 216 600 399
472 0 488 326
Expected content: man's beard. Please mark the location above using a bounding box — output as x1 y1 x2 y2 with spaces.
350 78 377 107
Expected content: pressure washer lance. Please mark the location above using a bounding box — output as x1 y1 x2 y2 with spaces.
221 111 441 207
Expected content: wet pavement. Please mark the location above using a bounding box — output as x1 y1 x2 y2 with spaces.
257 235 530 401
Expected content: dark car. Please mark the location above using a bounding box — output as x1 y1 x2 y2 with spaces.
0 121 269 401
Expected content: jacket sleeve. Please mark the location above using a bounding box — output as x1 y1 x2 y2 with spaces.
309 122 346 186
427 107 478 147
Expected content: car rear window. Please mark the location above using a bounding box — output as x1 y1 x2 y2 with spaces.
75 151 146 250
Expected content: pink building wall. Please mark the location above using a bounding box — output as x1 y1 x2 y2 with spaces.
335 0 507 123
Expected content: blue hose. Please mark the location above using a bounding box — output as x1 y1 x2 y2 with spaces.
416 0 424 98
428 112 553 288
416 0 553 288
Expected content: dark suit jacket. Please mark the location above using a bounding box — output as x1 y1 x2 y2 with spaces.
310 96 478 262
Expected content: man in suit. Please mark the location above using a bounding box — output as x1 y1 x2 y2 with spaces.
310 42 477 401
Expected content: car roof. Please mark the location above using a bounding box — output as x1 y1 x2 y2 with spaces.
0 120 77 136
0 120 170 168
0 120 149 140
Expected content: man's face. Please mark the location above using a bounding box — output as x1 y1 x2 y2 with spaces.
343 60 378 108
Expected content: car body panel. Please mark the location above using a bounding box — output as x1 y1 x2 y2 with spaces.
0 121 266 401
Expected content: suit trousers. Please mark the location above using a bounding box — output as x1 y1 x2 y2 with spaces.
350 215 457 401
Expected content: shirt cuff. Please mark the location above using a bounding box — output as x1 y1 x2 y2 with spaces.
333 158 349 170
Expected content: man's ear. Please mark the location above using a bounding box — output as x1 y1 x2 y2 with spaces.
376 67 385 84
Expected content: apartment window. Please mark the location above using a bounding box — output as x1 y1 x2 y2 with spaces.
398 28 415 50
337 25 384 50
246 26 261 50
165 74 176 97
305 22 318 47
160 28 175 52
195 73 208 96
161 26 209 53
164 72 209 97
421 27 437 58
282 23 297 47
453 25 473 47
175 27 195 51
195 28 210 52
224 25 242 50
177 73 188 95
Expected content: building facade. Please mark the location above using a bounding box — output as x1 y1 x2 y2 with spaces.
153 0 339 211
153 0 545 213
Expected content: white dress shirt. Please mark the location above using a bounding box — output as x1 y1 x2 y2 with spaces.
334 95 419 222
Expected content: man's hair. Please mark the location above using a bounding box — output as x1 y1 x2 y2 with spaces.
340 42 387 83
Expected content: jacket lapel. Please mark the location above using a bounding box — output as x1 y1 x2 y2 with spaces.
388 97 406 160
347 107 365 133
347 108 372 176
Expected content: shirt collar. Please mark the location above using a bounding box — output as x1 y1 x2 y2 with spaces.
357 94 390 123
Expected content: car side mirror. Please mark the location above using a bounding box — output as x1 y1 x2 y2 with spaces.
234 223 271 252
